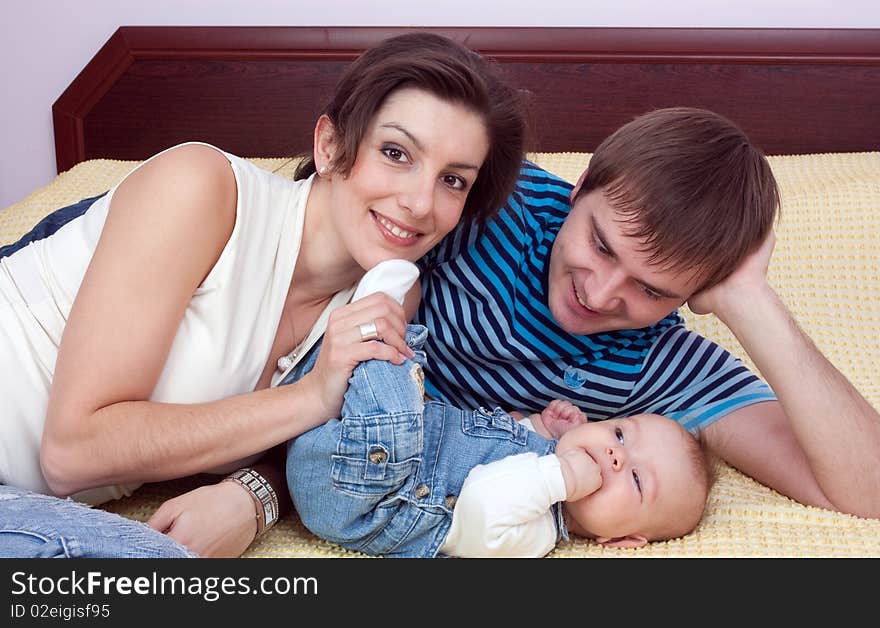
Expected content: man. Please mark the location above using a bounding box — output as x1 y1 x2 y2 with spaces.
415 107 880 518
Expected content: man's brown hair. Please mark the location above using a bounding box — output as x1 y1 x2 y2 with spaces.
295 32 527 225
575 107 779 290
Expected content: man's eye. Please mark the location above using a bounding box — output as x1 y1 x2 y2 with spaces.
615 427 624 444
594 237 612 257
632 470 642 494
381 146 409 163
642 286 662 301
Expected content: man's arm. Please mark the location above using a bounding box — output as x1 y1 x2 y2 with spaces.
692 233 880 518
703 402 834 510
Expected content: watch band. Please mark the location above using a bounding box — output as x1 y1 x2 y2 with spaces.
224 467 279 536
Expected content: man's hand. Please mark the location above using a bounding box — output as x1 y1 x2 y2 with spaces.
687 229 776 317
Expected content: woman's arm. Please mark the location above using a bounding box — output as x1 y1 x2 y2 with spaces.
147 269 423 557
148 446 292 558
41 144 245 494
40 145 412 496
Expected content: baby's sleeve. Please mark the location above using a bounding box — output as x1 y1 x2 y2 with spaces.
439 452 567 557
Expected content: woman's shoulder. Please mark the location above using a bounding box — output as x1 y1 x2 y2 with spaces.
110 143 238 250
146 142 236 185
122 143 236 205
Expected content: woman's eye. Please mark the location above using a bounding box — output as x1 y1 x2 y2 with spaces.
442 174 466 190
615 427 624 444
381 146 409 163
632 470 642 494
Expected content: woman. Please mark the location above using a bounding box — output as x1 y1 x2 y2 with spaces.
0 32 526 557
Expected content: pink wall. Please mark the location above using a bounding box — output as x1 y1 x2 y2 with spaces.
2 0 878 209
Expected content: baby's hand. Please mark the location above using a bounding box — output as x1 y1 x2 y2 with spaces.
541 399 588 426
557 448 602 502
539 399 588 439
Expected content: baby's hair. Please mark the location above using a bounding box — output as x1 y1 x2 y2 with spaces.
652 422 717 542
691 426 720 496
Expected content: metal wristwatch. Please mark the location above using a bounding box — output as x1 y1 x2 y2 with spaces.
225 468 279 536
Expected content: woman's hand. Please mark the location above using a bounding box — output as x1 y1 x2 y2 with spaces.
147 481 258 558
304 292 414 421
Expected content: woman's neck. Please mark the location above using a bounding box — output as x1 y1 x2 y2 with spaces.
295 177 366 299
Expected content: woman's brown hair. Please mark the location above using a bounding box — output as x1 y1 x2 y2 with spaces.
575 107 779 290
295 32 527 225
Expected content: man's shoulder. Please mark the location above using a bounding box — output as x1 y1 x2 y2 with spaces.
418 162 571 272
518 161 574 191
511 162 573 213
642 314 707 349
484 161 573 243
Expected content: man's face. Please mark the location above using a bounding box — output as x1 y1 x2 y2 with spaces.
547 187 701 335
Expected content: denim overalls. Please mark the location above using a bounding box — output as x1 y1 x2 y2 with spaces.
283 325 567 558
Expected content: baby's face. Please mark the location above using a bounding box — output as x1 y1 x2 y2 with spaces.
556 413 704 545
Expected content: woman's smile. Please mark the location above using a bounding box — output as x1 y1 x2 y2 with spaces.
371 210 422 245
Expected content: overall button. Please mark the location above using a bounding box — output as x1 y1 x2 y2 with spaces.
445 494 458 509
414 484 431 499
368 449 387 464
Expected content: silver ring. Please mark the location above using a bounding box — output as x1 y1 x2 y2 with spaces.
358 321 379 342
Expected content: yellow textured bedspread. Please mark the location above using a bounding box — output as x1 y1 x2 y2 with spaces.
3 151 879 557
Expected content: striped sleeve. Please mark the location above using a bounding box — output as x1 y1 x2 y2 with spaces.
621 325 777 433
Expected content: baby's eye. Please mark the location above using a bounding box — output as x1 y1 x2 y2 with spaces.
632 470 642 494
615 427 624 444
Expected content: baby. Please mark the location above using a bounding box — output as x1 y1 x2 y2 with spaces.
497 399 712 551
286 329 711 557
285 260 711 557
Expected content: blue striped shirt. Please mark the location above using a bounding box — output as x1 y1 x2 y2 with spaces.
414 162 775 433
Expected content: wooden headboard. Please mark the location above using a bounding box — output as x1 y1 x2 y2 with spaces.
53 26 880 173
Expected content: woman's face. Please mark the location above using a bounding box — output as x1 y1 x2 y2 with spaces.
326 87 490 270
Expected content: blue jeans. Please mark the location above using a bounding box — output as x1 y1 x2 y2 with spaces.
286 325 558 557
0 485 194 558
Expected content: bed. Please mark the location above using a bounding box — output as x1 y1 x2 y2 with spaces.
2 26 879 557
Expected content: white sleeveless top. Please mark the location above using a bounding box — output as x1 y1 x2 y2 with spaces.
0 143 352 504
